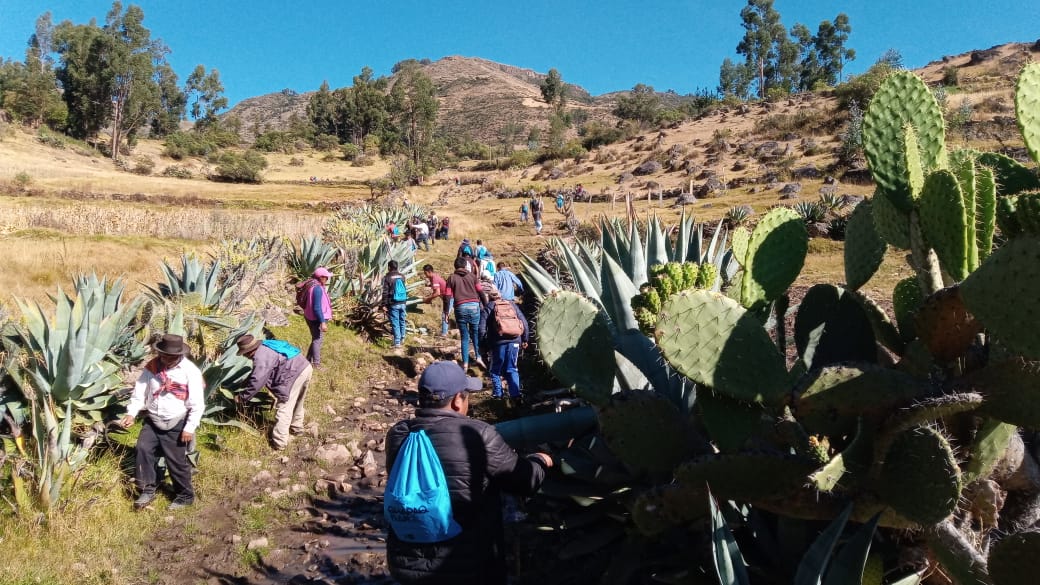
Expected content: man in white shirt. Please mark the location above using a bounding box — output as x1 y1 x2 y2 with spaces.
414 219 431 251
119 334 205 510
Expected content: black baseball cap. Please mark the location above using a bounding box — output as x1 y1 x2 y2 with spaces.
419 361 483 400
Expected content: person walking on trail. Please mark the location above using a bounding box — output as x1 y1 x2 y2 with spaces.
479 288 529 401
234 335 313 450
519 202 528 224
475 239 491 262
493 261 524 301
446 257 487 370
457 238 474 259
555 191 565 212
422 264 453 337
119 334 204 511
382 260 409 349
385 361 553 585
414 218 431 251
531 196 544 235
437 217 450 240
427 212 438 246
300 267 333 368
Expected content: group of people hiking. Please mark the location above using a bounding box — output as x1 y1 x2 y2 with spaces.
385 212 451 252
519 186 582 235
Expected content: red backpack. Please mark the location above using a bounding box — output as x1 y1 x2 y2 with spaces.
295 278 317 312
493 300 524 338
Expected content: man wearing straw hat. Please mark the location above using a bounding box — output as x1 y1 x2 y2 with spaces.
119 333 205 511
234 334 313 450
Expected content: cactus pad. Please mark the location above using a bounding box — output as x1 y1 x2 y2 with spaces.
988 530 1040 585
675 453 817 502
919 169 970 281
962 419 1016 485
844 200 887 291
977 166 997 261
597 391 697 480
631 483 707 536
863 71 947 212
976 151 1040 195
870 190 911 250
878 426 962 525
960 358 1040 429
1017 62 1040 164
656 289 789 405
536 291 616 405
794 284 878 369
698 390 766 452
737 207 808 310
794 364 923 437
961 236 1040 359
914 285 982 363
893 277 924 342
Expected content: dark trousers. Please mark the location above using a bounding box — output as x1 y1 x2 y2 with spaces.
135 418 194 502
306 319 325 366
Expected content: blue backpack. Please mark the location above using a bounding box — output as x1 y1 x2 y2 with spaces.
384 429 462 543
392 275 408 303
262 339 301 359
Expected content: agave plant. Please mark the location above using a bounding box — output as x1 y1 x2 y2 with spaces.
338 238 423 335
285 235 339 283
145 254 235 311
9 282 143 512
214 235 284 309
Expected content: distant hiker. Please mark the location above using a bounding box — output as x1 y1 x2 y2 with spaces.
235 334 312 450
427 212 439 246
457 238 474 259
423 264 453 337
493 261 524 301
385 361 553 585
414 218 431 251
475 240 490 261
382 260 409 349
446 257 487 370
300 267 333 368
386 221 399 241
519 202 529 223
479 287 529 400
531 197 544 236
555 192 565 212
437 217 450 240
119 334 204 511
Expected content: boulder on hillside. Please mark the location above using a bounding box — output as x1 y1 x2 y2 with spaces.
792 166 821 180
633 161 663 176
780 183 802 195
617 172 634 184
549 167 565 180
698 177 726 197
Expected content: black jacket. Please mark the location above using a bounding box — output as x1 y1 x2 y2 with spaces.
385 408 548 585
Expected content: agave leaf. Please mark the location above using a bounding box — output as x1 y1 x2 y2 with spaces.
710 491 751 585
793 504 853 585
627 220 647 286
646 215 669 268
822 512 881 585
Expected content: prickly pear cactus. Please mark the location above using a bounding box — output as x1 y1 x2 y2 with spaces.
536 290 616 405
961 236 1040 359
844 200 887 291
988 530 1040 585
794 364 922 437
960 358 1040 429
732 207 808 310
914 286 981 363
1016 62 1040 164
655 289 789 405
976 151 1040 195
892 277 923 341
863 70 947 212
870 189 912 250
598 391 698 480
878 426 962 525
794 284 877 369
919 169 970 280
632 261 718 335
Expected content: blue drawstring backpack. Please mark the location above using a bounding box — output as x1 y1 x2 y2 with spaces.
384 429 462 543
261 339 301 359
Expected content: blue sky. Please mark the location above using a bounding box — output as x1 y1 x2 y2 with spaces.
1 1 1037 107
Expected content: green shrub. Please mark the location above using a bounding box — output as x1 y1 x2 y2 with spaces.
131 155 155 176
14 171 32 189
253 130 296 154
209 150 267 183
834 61 896 109
580 121 626 150
312 134 339 152
37 130 66 149
162 165 193 179
942 66 959 87
341 143 361 161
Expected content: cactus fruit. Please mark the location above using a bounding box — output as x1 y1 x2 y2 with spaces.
961 236 1040 359
675 453 818 502
871 190 912 250
914 285 981 363
863 71 947 212
597 391 698 480
733 207 808 310
794 284 878 369
655 289 789 405
536 291 617 405
631 261 718 335
892 277 924 342
878 426 962 525
988 529 1040 585
793 364 923 437
919 169 970 281
844 200 888 291
1016 62 1040 164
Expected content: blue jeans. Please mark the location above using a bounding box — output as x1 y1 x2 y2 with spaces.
455 302 481 365
491 342 521 398
389 303 407 346
441 297 454 336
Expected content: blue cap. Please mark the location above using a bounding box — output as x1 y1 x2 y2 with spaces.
419 361 482 400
